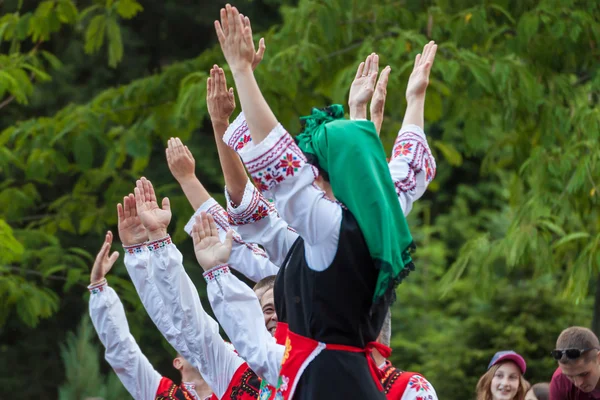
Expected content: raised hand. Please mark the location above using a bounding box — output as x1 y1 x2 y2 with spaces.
406 41 437 101
370 65 391 136
117 193 148 246
192 212 234 271
348 53 379 120
166 138 196 183
240 14 266 71
215 5 255 73
90 231 119 284
134 177 171 241
207 65 236 126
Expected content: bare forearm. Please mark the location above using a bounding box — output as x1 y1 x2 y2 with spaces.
231 67 278 144
179 176 212 211
212 120 248 206
402 96 425 130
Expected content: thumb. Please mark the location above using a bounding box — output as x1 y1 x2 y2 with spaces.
105 251 120 275
162 197 171 212
229 87 234 96
224 229 234 253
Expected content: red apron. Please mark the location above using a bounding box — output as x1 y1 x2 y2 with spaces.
257 322 290 399
270 327 392 399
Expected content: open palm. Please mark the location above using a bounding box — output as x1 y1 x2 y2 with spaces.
406 41 437 101
134 177 171 235
348 53 379 110
117 193 147 246
192 212 233 271
90 231 119 284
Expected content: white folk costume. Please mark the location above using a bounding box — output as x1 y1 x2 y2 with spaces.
88 280 210 400
219 107 436 400
122 226 281 400
379 361 438 400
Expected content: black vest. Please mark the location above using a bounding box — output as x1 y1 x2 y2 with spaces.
274 208 389 399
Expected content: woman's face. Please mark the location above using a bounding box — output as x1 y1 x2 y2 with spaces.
524 388 538 400
491 361 521 400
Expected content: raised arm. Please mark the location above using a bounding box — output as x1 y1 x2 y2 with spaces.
192 212 284 387
390 41 438 216
215 5 276 144
166 137 211 211
88 232 162 400
207 65 248 206
183 196 280 281
133 178 244 398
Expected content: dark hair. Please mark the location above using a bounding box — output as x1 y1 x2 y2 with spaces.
303 152 330 182
556 327 600 364
530 383 550 400
253 275 276 301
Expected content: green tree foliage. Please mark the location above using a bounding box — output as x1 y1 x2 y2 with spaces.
1 0 598 398
0 0 143 107
58 315 130 400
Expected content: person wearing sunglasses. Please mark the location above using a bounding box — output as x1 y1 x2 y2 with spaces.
550 326 600 399
476 350 529 400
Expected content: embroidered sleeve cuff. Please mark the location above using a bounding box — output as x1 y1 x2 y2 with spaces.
223 112 254 152
184 198 226 236
88 279 107 294
391 125 436 183
146 236 172 252
203 264 231 283
238 124 308 193
122 242 147 255
225 179 274 226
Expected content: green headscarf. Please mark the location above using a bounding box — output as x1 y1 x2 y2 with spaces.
295 105 415 307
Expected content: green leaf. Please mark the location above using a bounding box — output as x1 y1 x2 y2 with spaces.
106 16 123 68
73 133 94 169
64 268 82 292
84 14 106 55
433 141 463 167
553 232 591 249
40 50 63 69
116 0 143 19
56 0 78 24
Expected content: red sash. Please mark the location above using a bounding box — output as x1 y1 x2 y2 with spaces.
258 322 290 400
220 362 261 400
272 328 392 399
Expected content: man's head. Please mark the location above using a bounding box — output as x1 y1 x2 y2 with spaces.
554 326 600 393
253 275 277 336
173 354 203 382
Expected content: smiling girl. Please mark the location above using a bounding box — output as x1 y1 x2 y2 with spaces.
476 351 529 400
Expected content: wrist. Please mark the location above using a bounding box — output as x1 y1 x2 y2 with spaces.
203 264 230 282
406 94 426 106
147 228 168 241
231 65 253 79
211 119 230 129
349 104 367 120
177 174 198 187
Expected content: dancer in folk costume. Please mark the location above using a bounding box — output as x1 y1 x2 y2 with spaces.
88 231 212 400
213 5 437 399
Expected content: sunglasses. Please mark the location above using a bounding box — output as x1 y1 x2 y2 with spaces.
551 348 598 361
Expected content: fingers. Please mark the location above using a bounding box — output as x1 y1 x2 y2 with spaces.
256 37 266 60
162 197 170 213
223 229 234 254
220 8 228 36
215 20 226 46
227 4 236 35
141 177 157 204
218 67 227 93
207 213 219 239
123 195 132 218
94 232 111 264
196 213 207 242
370 53 379 76
355 62 365 79
201 211 212 240
106 230 113 246
128 194 137 217
117 202 124 222
184 145 194 161
426 43 437 70
175 138 184 159
135 179 145 204
192 218 201 245
105 251 120 274
207 76 213 97
377 65 391 90
364 54 372 76
413 53 422 72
